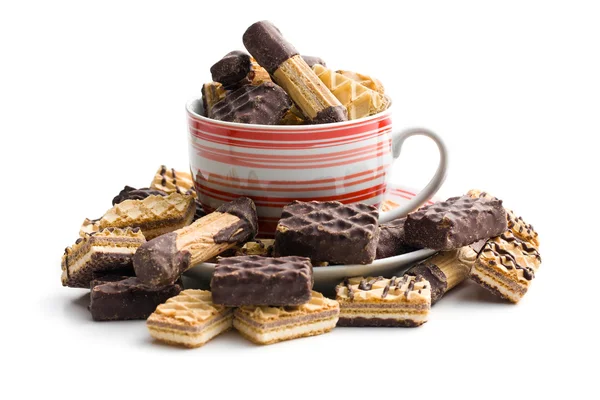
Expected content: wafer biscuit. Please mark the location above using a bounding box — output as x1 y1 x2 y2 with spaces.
147 290 233 348
336 276 431 327
336 70 385 94
233 291 339 345
150 165 195 195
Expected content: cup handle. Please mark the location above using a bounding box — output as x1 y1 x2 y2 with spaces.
378 127 448 224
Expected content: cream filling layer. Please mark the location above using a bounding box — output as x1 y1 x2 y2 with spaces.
234 317 338 343
339 311 428 322
66 246 137 276
148 315 233 346
471 268 523 301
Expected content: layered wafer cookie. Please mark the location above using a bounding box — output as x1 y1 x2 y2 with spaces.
376 218 420 260
335 276 431 327
467 189 540 248
233 291 339 345
150 165 196 195
98 192 195 240
112 186 168 205
210 51 271 89
202 82 226 118
61 227 145 288
336 70 385 94
134 197 258 286
470 231 542 303
273 200 379 265
147 290 233 348
313 64 389 119
406 247 477 304
243 21 347 123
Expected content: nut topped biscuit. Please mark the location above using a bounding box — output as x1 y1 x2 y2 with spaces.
336 276 431 327
233 291 339 345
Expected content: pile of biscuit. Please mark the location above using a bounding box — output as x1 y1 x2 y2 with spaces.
61 164 541 348
201 21 388 125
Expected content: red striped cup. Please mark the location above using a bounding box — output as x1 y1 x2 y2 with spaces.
186 99 448 237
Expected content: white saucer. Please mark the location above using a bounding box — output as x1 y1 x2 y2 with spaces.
184 185 438 289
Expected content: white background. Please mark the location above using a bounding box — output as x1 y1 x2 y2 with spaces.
1 1 598 399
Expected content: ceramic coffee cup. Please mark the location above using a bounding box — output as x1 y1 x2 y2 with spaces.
186 99 447 237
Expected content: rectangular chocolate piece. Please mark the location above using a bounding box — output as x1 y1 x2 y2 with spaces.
404 195 507 251
211 256 313 306
273 200 379 264
376 218 420 259
89 277 182 321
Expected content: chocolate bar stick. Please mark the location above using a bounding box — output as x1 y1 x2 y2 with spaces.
133 197 258 287
405 246 477 304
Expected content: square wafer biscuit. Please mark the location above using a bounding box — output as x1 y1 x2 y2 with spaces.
233 291 339 345
147 290 233 348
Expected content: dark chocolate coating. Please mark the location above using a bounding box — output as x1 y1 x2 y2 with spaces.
192 200 205 222
376 218 421 259
404 195 507 251
301 55 326 68
311 106 348 124
210 50 252 88
133 232 190 287
133 197 258 287
211 256 313 306
337 317 421 327
406 262 446 305
89 277 182 321
210 82 292 125
214 196 258 243
273 200 379 265
242 21 299 73
112 186 168 205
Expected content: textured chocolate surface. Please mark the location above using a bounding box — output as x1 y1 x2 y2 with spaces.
192 200 205 222
376 218 420 259
210 82 292 125
214 196 258 243
301 55 326 67
89 277 182 321
311 106 348 124
210 50 252 88
337 317 420 327
243 21 299 73
112 186 167 205
273 200 379 265
406 263 447 304
211 256 313 306
404 195 507 250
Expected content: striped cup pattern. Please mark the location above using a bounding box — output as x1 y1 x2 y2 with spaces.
187 99 394 237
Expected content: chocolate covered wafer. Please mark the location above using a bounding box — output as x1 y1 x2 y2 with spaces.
406 247 477 304
112 186 168 205
133 197 258 287
61 227 145 288
210 82 292 125
202 82 226 117
376 218 420 259
273 200 379 265
211 256 313 306
335 276 431 327
404 195 508 251
89 277 182 321
243 21 347 124
210 51 270 89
